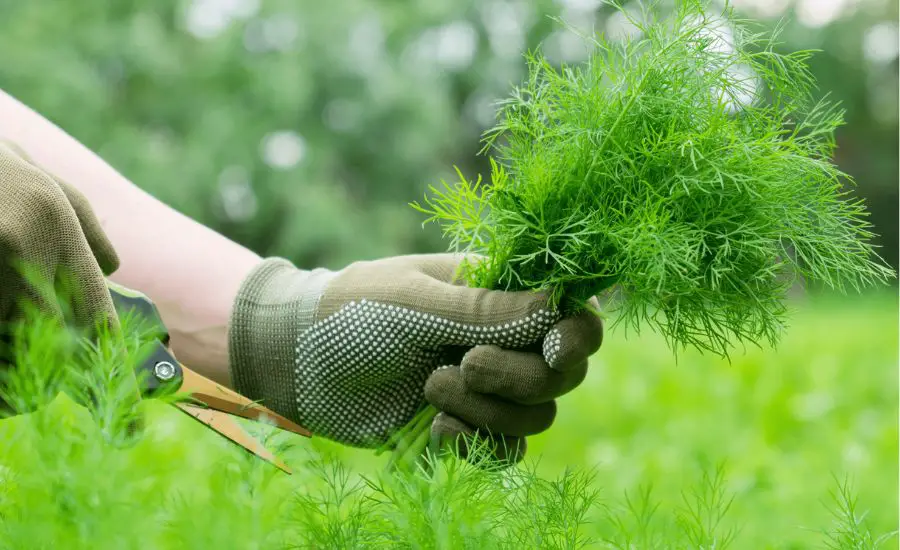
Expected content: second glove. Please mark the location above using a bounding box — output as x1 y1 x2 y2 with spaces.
228 254 602 455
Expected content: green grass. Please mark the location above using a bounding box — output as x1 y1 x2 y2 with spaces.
0 292 895 548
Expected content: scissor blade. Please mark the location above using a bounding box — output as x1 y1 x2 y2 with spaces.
176 403 292 474
178 367 311 437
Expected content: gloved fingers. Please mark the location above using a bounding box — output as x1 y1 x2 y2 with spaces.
55 259 120 334
5 262 66 324
0 147 65 321
460 344 587 405
409 273 558 349
0 140 119 276
424 365 556 437
411 253 472 286
543 302 604 371
317 254 558 350
430 412 526 466
57 181 120 275
0 141 119 333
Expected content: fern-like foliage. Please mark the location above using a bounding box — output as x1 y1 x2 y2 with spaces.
413 0 894 357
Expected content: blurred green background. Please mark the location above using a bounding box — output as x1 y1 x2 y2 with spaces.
0 0 896 272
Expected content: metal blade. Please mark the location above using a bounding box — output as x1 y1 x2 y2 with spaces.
175 403 292 474
178 367 311 437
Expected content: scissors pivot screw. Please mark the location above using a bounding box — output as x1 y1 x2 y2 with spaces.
153 361 177 381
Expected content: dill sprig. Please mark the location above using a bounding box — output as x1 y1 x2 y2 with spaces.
414 0 894 357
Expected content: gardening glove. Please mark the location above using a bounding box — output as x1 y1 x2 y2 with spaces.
228 254 603 461
0 141 143 440
0 141 120 334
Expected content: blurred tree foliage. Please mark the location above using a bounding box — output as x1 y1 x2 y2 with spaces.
0 0 895 272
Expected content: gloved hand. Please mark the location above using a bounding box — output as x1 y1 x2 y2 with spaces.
0 141 120 334
228 254 603 462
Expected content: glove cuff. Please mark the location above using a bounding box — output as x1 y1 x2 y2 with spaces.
228 257 334 419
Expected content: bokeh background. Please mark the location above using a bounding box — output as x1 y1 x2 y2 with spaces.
0 0 896 547
0 0 895 273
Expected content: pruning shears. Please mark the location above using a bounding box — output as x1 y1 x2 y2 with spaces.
106 281 310 474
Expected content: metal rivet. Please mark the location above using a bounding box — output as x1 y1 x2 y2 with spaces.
154 361 176 381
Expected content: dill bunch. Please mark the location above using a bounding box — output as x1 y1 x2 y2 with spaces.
414 0 894 357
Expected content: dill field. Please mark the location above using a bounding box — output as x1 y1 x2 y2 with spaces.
0 293 894 548
0 0 896 548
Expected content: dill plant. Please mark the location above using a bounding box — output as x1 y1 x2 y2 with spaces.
414 0 894 357
0 288 894 547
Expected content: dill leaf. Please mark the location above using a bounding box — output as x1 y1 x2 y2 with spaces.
413 0 894 358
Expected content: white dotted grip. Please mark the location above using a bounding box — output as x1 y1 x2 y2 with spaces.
292 299 557 446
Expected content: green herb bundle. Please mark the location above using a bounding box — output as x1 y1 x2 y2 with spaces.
415 0 893 357
394 0 894 463
395 0 894 465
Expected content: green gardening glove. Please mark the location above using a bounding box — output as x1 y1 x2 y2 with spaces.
0 141 120 334
0 141 143 436
228 254 603 462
